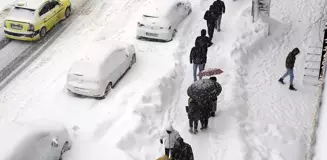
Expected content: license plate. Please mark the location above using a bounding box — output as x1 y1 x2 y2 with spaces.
146 32 158 37
11 24 22 30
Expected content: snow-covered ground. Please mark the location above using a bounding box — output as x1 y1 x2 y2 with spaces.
0 0 325 159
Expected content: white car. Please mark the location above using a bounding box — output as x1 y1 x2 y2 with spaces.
0 120 72 160
136 1 192 41
66 40 137 99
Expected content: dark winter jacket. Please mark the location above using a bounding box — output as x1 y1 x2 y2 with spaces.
285 48 300 69
212 0 225 16
204 9 216 22
186 98 201 121
171 141 194 160
195 30 213 49
199 100 213 119
190 46 207 64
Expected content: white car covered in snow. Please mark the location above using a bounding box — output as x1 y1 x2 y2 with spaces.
66 40 137 99
0 120 72 160
136 1 192 41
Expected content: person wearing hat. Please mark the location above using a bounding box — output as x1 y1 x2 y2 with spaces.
278 47 300 91
171 137 194 160
160 124 181 157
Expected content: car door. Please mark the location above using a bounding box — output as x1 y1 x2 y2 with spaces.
108 51 123 84
46 1 60 30
39 2 53 30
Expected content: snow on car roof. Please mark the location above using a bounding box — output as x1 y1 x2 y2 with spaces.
143 1 178 17
15 0 45 10
79 40 129 64
0 120 66 159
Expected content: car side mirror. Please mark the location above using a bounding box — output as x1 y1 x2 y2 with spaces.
51 138 59 147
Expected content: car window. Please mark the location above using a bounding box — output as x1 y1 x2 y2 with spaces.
48 1 60 10
39 2 50 16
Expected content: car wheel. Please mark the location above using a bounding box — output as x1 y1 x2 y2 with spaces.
40 27 46 38
129 54 136 68
97 83 112 100
65 7 71 18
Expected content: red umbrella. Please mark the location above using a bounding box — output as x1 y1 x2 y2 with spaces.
198 68 223 77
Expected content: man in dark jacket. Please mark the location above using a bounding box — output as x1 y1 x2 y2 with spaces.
212 0 225 31
278 48 300 91
186 98 201 134
190 43 207 81
203 6 216 40
171 137 194 160
195 29 213 68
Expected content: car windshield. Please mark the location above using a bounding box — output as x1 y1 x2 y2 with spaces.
10 7 35 19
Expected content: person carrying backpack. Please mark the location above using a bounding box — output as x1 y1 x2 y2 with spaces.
212 0 225 31
203 6 217 40
171 137 194 160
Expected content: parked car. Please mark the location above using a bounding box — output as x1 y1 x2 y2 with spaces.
3 0 71 41
66 40 137 99
136 0 192 42
0 120 72 160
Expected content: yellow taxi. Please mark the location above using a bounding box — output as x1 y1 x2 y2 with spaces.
3 0 71 41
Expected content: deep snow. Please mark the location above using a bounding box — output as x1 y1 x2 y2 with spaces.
0 0 325 159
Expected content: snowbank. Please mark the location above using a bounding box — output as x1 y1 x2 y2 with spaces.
313 78 327 160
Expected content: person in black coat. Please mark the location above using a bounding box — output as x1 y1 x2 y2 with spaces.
203 6 216 40
171 137 194 160
278 48 300 91
212 0 225 31
190 43 207 81
200 101 212 130
186 97 201 134
195 29 213 68
209 76 218 117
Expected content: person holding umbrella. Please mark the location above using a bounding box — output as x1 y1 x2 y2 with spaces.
209 76 218 117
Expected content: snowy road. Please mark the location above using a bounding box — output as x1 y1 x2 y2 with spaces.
0 0 91 90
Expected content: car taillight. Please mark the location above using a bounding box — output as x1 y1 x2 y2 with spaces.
137 22 144 27
27 24 34 31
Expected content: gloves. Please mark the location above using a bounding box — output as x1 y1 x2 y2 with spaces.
160 139 163 144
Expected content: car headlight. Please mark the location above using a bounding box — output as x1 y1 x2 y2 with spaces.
137 22 144 27
27 24 34 31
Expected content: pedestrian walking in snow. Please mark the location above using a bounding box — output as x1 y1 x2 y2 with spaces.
160 124 181 157
209 76 218 117
171 137 194 160
190 43 207 81
212 0 225 32
278 48 300 91
203 6 217 40
186 97 201 134
195 29 213 68
200 100 212 130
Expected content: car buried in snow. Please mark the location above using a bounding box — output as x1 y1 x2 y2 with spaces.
136 0 192 42
0 120 72 160
66 40 137 100
3 0 72 41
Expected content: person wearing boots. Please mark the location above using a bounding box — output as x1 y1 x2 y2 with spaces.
186 97 201 134
171 137 194 160
278 47 300 91
160 124 181 157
